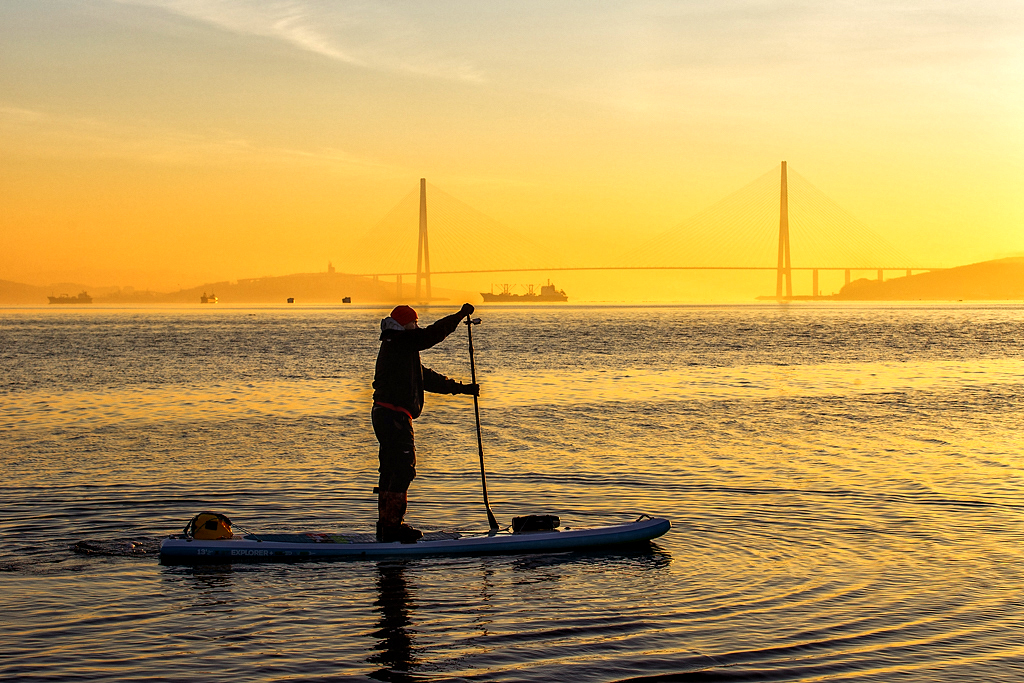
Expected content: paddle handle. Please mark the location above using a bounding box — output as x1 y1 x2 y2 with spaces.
467 316 499 531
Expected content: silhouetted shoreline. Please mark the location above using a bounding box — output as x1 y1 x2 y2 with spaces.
832 257 1024 301
4 258 1022 305
0 270 472 305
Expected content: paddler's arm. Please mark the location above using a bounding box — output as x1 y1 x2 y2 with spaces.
398 304 474 352
423 367 479 396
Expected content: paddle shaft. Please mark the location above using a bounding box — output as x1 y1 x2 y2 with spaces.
466 316 499 531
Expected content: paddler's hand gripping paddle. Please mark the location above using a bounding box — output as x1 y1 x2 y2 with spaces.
466 315 500 531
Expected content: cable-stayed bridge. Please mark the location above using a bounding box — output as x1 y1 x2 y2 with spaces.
345 163 937 300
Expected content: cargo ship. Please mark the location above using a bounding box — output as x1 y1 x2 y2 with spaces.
48 292 93 304
481 281 568 303
200 292 218 304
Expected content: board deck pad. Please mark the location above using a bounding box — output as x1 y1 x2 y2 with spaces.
160 516 670 563
247 531 463 544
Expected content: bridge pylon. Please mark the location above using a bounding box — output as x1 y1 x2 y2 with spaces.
415 178 432 300
776 161 792 298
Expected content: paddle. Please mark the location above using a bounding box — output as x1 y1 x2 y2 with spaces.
466 315 500 531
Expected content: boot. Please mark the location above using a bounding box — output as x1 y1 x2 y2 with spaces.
375 520 423 544
377 490 423 544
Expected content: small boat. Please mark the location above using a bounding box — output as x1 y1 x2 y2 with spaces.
481 280 568 303
200 292 218 304
159 515 670 564
48 292 92 304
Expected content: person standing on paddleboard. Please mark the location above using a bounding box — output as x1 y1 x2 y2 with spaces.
372 303 479 543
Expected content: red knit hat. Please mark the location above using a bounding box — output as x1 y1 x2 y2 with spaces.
390 305 418 327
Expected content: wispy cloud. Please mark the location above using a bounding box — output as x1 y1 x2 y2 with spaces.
0 105 48 122
0 103 395 173
108 0 1022 112
112 0 486 82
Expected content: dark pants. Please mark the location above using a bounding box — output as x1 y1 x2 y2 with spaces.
372 406 416 493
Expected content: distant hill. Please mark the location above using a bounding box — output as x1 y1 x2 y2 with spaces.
151 270 473 305
835 257 1024 300
0 271 473 305
0 279 52 304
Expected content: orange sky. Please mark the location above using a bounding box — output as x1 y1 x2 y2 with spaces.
1 1 1021 299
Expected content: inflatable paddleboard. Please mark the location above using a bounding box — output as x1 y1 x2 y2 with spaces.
159 516 670 564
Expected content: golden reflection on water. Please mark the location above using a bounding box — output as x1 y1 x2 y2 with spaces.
4 358 1020 430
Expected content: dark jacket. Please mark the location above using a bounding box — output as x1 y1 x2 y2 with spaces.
372 311 467 419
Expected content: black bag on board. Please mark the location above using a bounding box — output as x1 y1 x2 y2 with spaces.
511 515 560 533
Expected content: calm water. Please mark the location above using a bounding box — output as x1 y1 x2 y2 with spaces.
2 303 1023 681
